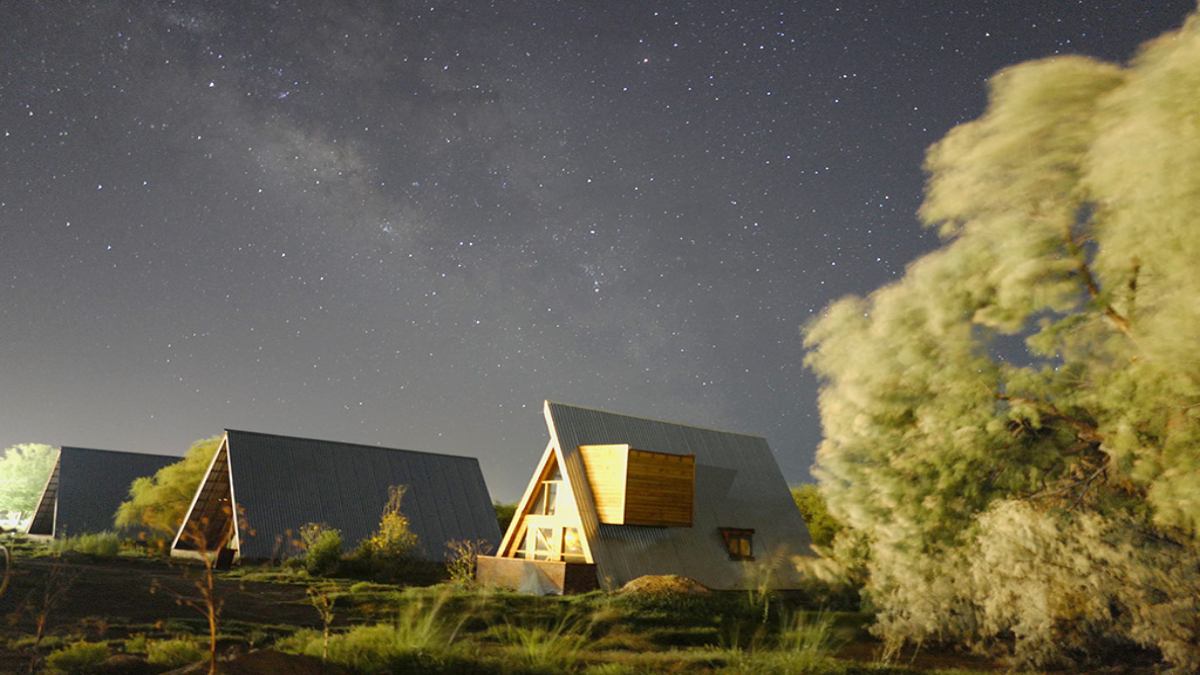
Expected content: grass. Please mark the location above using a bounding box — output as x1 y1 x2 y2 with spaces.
146 636 205 668
278 588 471 672
43 640 110 674
48 532 121 557
489 615 592 671
0 555 1007 674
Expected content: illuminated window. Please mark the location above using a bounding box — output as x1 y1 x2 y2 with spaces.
538 481 559 515
532 527 556 561
719 527 754 561
537 465 562 516
562 526 584 562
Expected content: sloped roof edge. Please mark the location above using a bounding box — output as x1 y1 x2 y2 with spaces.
224 429 483 463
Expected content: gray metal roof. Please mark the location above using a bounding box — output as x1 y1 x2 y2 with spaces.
546 401 812 590
224 430 501 560
31 447 178 537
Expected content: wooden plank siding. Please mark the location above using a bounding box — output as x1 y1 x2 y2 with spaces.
623 449 694 527
578 445 628 525
578 444 694 527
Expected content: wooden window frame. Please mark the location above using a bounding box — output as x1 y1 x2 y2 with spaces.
718 527 755 561
536 479 561 516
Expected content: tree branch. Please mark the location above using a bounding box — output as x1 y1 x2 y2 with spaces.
996 393 1103 444
1063 227 1132 337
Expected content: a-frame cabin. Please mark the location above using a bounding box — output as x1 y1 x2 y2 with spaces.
171 429 501 563
476 401 813 594
26 447 178 539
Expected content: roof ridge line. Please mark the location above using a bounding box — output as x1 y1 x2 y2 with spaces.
543 400 768 441
223 428 480 462
59 446 179 460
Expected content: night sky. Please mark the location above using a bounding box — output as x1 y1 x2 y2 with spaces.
1 1 1194 502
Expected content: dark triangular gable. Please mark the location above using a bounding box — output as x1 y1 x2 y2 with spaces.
171 435 239 557
26 455 61 537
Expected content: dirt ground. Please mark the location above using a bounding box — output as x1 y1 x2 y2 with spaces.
2 555 318 630
0 555 319 672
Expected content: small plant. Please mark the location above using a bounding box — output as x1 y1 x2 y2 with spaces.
744 554 788 625
146 637 205 668
43 640 110 674
153 504 249 675
445 538 492 586
299 522 342 576
306 583 338 660
24 558 80 672
49 532 121 557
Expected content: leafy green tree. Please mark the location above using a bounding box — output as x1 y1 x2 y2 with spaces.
0 444 57 525
805 11 1200 670
115 435 222 542
790 484 843 548
494 501 517 534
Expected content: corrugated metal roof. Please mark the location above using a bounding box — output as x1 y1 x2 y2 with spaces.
48 447 178 537
225 430 501 561
546 401 812 590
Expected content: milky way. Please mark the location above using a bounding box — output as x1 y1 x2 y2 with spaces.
0 1 1193 500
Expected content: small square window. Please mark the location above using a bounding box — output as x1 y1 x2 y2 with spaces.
718 527 755 561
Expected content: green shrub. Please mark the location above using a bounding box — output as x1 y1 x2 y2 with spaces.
49 532 120 557
146 637 204 668
445 538 491 585
44 640 110 674
337 485 437 582
362 485 419 558
299 523 342 576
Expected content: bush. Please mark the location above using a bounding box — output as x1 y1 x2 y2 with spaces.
445 539 492 585
968 501 1200 670
361 485 419 558
340 485 430 582
50 531 120 557
146 637 205 668
300 523 342 576
44 640 110 674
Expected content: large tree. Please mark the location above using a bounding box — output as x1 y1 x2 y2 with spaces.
115 435 223 543
0 444 57 525
805 10 1200 670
